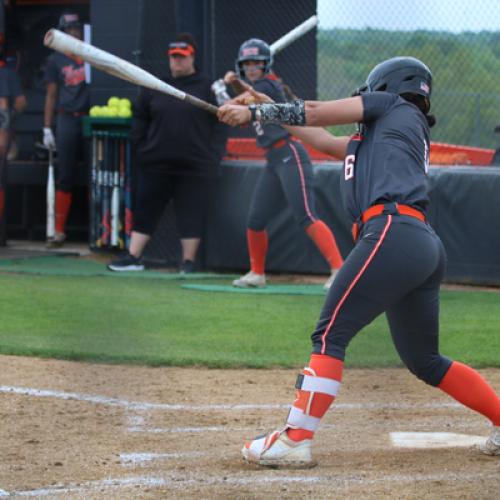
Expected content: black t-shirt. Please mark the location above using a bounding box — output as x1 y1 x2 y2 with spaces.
0 66 24 107
44 52 89 113
250 78 289 148
131 71 227 177
341 92 430 222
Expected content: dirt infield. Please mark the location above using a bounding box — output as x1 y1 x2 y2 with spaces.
0 355 498 499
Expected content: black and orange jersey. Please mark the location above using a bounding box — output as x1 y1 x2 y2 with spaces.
342 91 430 222
44 52 89 113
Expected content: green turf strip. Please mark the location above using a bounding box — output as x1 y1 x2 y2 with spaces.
0 272 498 368
182 283 326 296
0 256 233 280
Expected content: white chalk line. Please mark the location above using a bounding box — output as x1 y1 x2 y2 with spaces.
128 425 255 433
0 385 284 410
4 470 499 497
0 385 461 411
120 451 208 466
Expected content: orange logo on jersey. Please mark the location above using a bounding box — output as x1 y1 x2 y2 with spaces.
62 64 85 86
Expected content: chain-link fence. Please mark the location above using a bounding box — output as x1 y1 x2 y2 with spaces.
133 0 499 149
318 0 500 148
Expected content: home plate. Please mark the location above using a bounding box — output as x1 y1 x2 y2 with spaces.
390 432 485 449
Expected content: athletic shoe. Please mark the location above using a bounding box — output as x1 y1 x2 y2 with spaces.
480 425 500 456
46 232 66 249
107 252 144 272
242 429 315 468
323 269 339 291
232 271 266 288
179 259 196 274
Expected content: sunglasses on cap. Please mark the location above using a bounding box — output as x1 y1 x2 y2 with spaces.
167 42 195 57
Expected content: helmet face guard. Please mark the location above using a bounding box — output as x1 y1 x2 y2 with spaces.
235 38 272 78
355 56 432 101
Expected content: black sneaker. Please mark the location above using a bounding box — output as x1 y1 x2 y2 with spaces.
179 259 196 274
107 252 145 272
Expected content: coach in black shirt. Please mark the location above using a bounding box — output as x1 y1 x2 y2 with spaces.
108 33 227 273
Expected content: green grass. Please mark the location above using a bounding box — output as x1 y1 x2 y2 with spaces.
0 272 498 368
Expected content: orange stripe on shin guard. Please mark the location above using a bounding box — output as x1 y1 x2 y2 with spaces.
306 220 343 269
287 354 344 442
55 191 72 234
438 361 500 426
247 229 268 275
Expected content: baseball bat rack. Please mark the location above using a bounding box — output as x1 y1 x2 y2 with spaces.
83 117 133 251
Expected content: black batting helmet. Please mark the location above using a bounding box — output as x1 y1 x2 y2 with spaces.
364 56 432 98
58 12 82 32
235 38 272 78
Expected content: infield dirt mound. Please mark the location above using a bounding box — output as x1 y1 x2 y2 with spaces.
0 355 498 498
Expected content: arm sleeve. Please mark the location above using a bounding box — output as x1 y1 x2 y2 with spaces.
361 91 398 123
130 88 150 148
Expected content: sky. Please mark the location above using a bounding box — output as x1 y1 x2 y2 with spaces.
318 0 500 32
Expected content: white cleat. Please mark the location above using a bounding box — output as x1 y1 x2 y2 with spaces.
232 271 266 288
480 425 500 456
241 429 315 468
323 269 339 291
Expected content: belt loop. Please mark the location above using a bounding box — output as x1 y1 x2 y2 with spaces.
383 202 398 215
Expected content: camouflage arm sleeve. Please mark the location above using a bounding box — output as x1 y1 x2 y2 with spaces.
256 99 306 126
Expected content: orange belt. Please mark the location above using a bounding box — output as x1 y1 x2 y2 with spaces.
352 203 426 241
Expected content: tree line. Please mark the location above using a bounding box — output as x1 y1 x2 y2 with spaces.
318 29 500 148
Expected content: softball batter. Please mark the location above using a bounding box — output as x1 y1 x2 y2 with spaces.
218 56 500 466
225 38 343 290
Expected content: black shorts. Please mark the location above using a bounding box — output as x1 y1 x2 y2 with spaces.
133 166 214 238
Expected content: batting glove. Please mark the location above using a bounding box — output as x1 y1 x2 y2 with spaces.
43 127 56 150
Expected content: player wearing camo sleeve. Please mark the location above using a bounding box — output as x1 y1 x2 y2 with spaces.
218 56 500 467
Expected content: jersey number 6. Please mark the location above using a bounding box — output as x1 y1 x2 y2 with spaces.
344 154 355 180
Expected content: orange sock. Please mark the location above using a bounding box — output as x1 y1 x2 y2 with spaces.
287 354 344 442
438 361 500 425
247 229 268 275
306 220 343 270
55 191 72 234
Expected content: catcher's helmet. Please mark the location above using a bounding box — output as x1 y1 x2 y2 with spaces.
58 12 82 32
235 38 272 78
364 56 432 98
